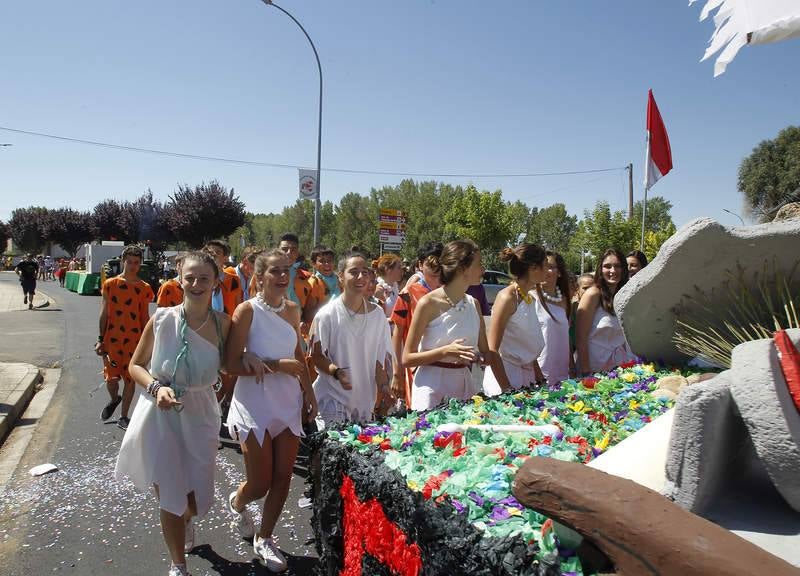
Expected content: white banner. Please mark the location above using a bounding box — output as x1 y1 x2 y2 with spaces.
299 169 319 200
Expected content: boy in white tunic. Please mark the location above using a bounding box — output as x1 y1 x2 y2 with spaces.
310 251 392 425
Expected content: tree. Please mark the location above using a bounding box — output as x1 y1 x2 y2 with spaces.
122 191 173 256
444 186 511 260
531 203 578 253
631 196 673 235
334 192 379 257
92 199 128 242
572 201 637 267
0 220 9 254
738 125 800 221
163 181 246 248
46 208 94 257
8 207 49 253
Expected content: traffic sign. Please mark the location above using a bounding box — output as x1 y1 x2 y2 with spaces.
382 242 403 252
379 234 405 244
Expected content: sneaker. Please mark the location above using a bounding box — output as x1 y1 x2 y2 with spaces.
227 491 255 539
184 518 195 553
23 296 27 304
168 564 191 576
254 535 287 572
101 396 122 420
28 302 33 310
117 416 130 430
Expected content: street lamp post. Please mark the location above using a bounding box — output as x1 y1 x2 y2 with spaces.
261 1 322 245
722 208 745 226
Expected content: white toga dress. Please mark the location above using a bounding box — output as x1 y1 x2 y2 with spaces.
412 295 480 410
115 306 222 518
585 306 635 373
227 297 304 444
483 296 545 396
310 298 392 425
534 295 571 385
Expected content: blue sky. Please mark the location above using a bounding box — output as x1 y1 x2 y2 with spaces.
1 0 797 229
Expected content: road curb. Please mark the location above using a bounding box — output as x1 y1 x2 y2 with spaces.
0 362 42 444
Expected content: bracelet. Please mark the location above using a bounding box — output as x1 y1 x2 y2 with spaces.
147 380 162 397
332 367 342 381
97 335 104 343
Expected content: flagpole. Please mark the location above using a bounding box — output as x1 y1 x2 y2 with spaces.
641 131 650 252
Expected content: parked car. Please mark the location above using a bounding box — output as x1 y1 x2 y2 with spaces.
482 270 512 306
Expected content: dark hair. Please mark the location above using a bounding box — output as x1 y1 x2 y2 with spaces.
626 250 648 268
310 244 335 263
498 243 546 279
121 245 143 260
204 239 230 256
416 241 444 265
546 250 572 308
594 248 629 315
439 239 480 285
253 248 289 293
182 250 219 278
279 233 299 245
337 250 368 275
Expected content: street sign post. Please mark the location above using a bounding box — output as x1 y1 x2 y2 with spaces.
379 208 407 254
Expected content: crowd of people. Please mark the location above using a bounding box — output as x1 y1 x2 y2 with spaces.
98 234 646 576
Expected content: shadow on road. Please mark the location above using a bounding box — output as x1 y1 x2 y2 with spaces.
192 544 318 575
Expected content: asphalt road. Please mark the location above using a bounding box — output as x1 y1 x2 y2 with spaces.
0 273 319 576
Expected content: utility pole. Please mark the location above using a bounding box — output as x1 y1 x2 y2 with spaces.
627 163 634 220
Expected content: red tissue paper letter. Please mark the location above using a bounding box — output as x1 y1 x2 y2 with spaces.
774 330 800 413
339 475 423 576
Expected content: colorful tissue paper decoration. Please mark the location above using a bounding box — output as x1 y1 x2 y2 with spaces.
328 362 702 575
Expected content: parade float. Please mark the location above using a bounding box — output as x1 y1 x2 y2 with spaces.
308 215 800 576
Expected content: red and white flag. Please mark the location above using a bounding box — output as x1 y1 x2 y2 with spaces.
645 89 673 190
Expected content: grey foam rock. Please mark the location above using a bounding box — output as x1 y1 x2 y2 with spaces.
663 371 753 513
729 329 800 512
615 217 800 365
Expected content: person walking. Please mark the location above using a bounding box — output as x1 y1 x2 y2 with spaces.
224 249 317 572
115 251 230 576
403 239 489 410
310 251 392 426
95 245 154 430
14 253 39 310
482 244 547 396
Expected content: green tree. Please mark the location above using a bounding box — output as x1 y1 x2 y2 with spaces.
9 207 49 253
531 203 578 254
334 192 379 257
738 125 800 221
631 196 673 235
444 186 511 260
572 201 638 266
92 199 129 242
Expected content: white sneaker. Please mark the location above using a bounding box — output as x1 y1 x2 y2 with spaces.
254 535 288 572
168 564 191 576
184 518 195 553
227 491 255 539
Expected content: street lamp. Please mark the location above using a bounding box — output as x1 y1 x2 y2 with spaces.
261 0 322 245
722 208 745 226
0 144 12 147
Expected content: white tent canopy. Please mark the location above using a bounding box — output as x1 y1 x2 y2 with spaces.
691 0 800 76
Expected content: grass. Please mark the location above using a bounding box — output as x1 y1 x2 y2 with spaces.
673 258 800 368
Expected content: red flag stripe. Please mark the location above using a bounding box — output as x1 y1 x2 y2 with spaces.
647 89 673 180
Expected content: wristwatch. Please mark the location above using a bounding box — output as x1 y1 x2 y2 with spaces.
332 367 343 381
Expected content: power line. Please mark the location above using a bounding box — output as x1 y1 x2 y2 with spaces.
0 125 626 179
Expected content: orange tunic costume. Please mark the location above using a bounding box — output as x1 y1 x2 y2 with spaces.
390 281 432 405
156 278 183 307
220 271 242 316
101 276 154 382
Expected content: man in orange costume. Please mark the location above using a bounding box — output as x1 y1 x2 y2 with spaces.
155 252 185 307
95 245 154 430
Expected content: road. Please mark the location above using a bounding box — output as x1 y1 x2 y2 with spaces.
0 272 318 576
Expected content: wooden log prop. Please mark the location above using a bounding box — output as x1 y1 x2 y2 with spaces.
512 457 800 576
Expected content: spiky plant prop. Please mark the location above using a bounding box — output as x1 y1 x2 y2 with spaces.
673 258 800 368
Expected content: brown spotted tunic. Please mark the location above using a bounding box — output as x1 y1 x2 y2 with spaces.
101 276 154 382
